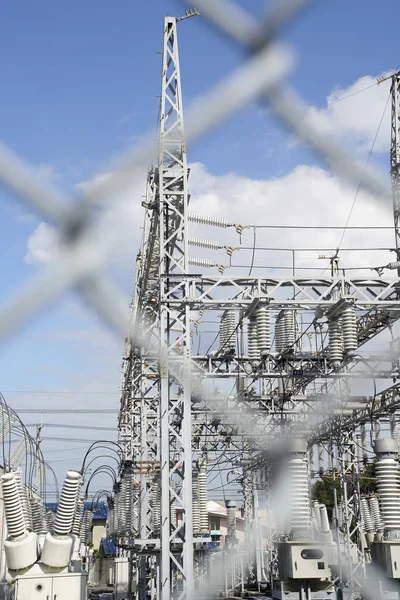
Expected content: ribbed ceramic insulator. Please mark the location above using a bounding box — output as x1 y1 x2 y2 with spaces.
312 501 321 529
53 470 81 536
151 482 161 535
328 318 343 367
72 499 83 536
319 504 330 533
361 498 375 533
247 318 259 361
218 315 226 350
1 472 26 539
188 213 230 228
14 470 33 531
284 310 295 348
286 457 311 533
375 457 400 531
226 310 236 349
226 501 237 539
275 314 285 353
31 498 47 535
192 473 200 536
122 472 133 533
256 306 270 356
369 496 384 532
317 443 324 473
80 510 93 544
198 470 208 533
108 508 114 536
45 509 54 534
342 304 357 352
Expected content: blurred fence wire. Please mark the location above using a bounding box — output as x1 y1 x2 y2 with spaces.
0 1 391 417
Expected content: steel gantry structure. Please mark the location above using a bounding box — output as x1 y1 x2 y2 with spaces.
114 16 400 600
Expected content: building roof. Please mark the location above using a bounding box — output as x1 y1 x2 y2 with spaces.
45 501 108 520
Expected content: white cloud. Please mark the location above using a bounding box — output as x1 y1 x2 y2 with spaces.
24 73 394 280
24 222 59 265
306 73 392 154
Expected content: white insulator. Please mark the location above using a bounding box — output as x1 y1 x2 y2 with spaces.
256 306 270 356
192 472 200 536
312 501 321 530
72 499 83 536
45 509 54 534
53 470 81 536
189 213 230 228
328 318 343 367
31 498 47 535
369 496 384 532
80 510 93 544
122 472 133 533
342 304 357 352
226 501 237 539
14 470 32 531
361 498 375 533
225 310 236 349
188 237 223 250
387 261 400 270
151 481 161 535
284 310 295 348
287 458 311 533
275 314 285 353
319 504 330 533
247 317 259 361
198 469 208 534
189 258 217 269
374 439 400 533
317 443 324 474
1 472 26 539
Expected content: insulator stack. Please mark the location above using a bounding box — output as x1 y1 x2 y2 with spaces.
342 304 357 352
328 317 343 367
391 415 400 450
189 213 231 228
312 501 321 530
122 472 133 533
361 497 375 533
14 470 33 531
332 502 344 529
319 504 330 533
226 500 237 540
108 508 114 536
80 510 93 545
275 313 285 353
53 470 81 536
151 481 161 535
219 310 236 351
31 498 48 535
369 496 384 532
284 310 295 348
374 439 400 535
115 489 122 535
1 472 26 539
286 440 311 537
72 499 83 536
45 509 54 533
317 443 324 475
188 237 223 250
192 472 200 536
256 305 270 356
198 469 208 534
247 317 259 361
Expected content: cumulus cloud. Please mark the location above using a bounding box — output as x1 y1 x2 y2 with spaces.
24 72 394 279
24 222 59 264
306 73 392 154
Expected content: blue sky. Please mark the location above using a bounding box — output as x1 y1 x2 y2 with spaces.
0 0 398 494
